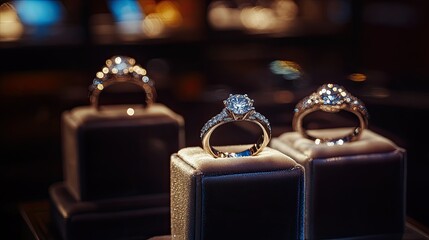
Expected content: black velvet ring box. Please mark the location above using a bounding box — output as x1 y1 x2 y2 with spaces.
170 146 305 240
270 128 406 239
61 103 185 201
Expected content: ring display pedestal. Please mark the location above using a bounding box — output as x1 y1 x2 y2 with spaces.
170 146 305 240
271 128 406 239
49 103 185 240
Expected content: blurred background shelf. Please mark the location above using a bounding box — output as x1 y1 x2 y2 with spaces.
1 0 429 238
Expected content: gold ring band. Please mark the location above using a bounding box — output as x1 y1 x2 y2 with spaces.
292 83 369 145
201 94 271 158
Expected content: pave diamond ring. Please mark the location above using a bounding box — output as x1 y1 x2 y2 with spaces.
201 94 271 158
292 83 369 145
89 55 156 109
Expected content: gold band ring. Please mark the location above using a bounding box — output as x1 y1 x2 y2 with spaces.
201 94 271 158
292 83 369 145
88 56 156 109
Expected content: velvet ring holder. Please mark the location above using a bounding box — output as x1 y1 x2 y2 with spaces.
270 128 406 239
170 146 305 240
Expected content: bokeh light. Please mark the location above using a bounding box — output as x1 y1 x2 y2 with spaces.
13 0 64 26
0 2 24 41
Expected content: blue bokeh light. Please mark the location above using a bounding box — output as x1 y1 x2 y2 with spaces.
108 0 144 22
13 0 64 26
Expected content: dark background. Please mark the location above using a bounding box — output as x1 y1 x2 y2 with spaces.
1 0 428 238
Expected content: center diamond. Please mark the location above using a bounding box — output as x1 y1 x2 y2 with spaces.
318 84 346 105
106 56 135 75
225 94 254 115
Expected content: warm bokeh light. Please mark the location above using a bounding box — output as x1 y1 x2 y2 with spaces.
156 1 183 27
348 73 367 82
140 0 157 13
127 107 135 116
207 2 240 29
274 0 298 21
0 3 24 41
102 0 184 39
208 0 298 33
97 84 104 90
142 13 165 37
240 6 277 31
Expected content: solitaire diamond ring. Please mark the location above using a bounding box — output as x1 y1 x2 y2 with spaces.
292 83 369 145
201 94 271 158
89 55 156 109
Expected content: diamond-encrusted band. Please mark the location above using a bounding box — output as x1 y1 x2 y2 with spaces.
201 94 271 158
88 56 156 109
292 83 369 145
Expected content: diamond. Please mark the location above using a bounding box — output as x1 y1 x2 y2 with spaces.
105 56 135 75
224 94 254 115
318 84 346 105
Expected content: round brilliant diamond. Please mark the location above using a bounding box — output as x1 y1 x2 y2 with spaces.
225 94 254 115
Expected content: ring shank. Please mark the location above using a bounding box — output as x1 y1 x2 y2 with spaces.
202 119 271 158
293 104 368 144
90 77 155 109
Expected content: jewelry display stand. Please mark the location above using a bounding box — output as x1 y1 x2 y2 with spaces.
49 182 170 240
270 128 406 239
170 146 304 240
50 103 185 240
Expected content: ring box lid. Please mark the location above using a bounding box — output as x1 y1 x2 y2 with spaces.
177 146 300 174
271 128 400 164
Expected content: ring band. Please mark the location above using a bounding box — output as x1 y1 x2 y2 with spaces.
88 56 156 109
292 83 369 145
201 94 271 158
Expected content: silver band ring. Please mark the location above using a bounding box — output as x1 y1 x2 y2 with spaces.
88 56 156 109
201 94 271 158
292 83 369 145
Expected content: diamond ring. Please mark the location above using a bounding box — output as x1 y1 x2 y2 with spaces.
201 94 271 158
88 55 156 108
292 83 369 145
